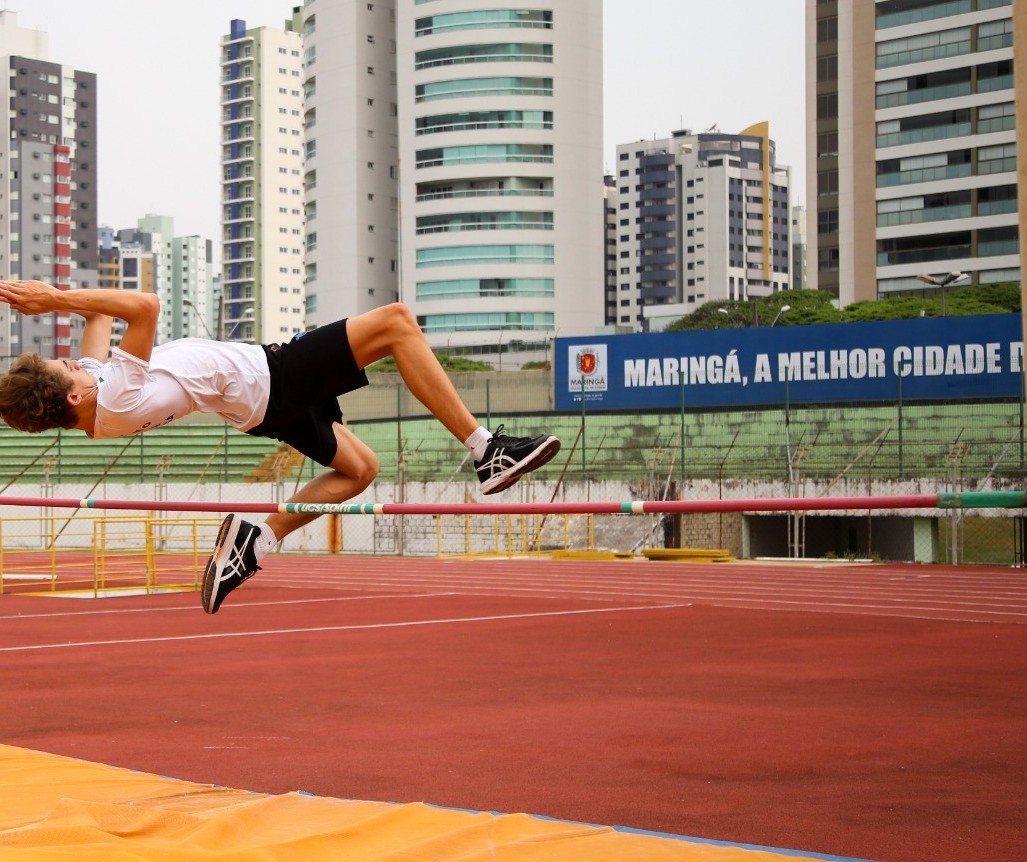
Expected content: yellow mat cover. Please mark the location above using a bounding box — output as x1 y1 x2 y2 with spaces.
0 745 824 861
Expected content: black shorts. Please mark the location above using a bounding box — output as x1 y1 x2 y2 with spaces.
245 319 369 467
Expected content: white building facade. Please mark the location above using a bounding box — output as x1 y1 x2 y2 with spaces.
297 1 605 364
219 16 306 344
301 1 401 327
396 1 605 362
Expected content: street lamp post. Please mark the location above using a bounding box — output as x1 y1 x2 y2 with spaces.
770 304 791 327
916 271 968 317
182 298 214 340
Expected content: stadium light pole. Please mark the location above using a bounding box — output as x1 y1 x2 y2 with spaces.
916 271 968 317
770 304 791 327
182 298 214 340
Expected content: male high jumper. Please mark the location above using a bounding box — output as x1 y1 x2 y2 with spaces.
0 281 559 613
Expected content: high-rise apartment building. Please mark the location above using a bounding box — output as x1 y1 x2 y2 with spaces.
110 216 214 343
0 10 97 365
97 217 212 347
614 125 792 331
603 174 621 327
219 16 306 345
134 214 174 340
300 1 605 364
172 235 215 341
397 1 604 360
301 1 401 327
791 206 808 290
807 0 1021 305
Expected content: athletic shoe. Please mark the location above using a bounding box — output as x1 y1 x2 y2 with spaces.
201 514 261 614
475 424 561 494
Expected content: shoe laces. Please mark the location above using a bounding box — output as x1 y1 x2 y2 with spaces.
488 423 513 447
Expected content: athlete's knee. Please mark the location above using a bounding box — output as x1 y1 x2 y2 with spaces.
377 302 420 340
335 447 378 492
353 450 379 489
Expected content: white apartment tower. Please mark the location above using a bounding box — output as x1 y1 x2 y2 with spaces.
807 0 1021 304
301 1 401 326
397 1 605 360
219 16 306 344
172 235 215 341
135 214 174 341
615 125 792 330
300 1 605 362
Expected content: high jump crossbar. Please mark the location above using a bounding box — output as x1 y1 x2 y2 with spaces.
0 492 1024 517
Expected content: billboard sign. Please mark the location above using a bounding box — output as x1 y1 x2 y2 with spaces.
554 315 1024 411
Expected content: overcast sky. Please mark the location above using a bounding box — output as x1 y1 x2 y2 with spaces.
6 0 806 242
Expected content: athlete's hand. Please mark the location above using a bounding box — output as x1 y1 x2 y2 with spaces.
0 280 62 314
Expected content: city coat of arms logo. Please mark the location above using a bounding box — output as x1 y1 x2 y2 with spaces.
568 344 608 395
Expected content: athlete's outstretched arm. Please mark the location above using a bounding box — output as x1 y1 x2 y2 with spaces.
0 280 159 362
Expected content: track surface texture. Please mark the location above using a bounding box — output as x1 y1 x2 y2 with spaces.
2 555 1025 862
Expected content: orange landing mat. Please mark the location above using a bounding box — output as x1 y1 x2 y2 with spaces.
0 745 846 861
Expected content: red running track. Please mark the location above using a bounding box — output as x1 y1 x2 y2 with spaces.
1 556 1025 862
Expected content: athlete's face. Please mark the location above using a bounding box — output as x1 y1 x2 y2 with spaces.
44 358 97 406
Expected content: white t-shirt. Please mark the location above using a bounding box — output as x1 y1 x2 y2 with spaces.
79 339 271 439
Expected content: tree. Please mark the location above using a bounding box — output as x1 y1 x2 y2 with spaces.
663 282 1020 331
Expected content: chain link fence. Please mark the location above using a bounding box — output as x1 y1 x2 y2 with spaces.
1 368 1024 565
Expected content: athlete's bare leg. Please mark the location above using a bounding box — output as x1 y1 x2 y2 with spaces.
264 423 378 540
345 303 478 442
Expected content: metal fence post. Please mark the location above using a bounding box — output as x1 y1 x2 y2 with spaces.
1020 367 1025 474
679 376 686 483
897 371 904 480
580 372 586 479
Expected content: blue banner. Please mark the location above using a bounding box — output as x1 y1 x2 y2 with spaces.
555 315 1024 411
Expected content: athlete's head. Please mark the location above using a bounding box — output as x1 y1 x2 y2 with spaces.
0 352 79 432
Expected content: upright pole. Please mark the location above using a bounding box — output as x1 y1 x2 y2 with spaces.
679 376 686 484
897 372 904 480
1020 367 1025 475
580 372 586 479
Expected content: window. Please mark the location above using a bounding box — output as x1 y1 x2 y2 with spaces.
816 92 838 120
817 209 839 234
816 54 837 82
415 9 552 37
415 76 552 102
415 143 552 168
415 109 552 135
816 15 837 41
416 244 554 268
817 169 839 196
416 278 554 300
876 26 970 68
415 42 553 70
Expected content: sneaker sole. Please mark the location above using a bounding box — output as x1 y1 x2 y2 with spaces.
201 514 240 614
481 436 561 495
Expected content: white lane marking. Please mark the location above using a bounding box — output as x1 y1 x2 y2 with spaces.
0 592 456 621
0 602 693 653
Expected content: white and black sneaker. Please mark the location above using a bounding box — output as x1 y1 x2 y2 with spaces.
201 514 261 614
475 424 561 495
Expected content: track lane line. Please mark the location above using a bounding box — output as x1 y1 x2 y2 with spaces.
0 592 457 621
0 602 693 653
